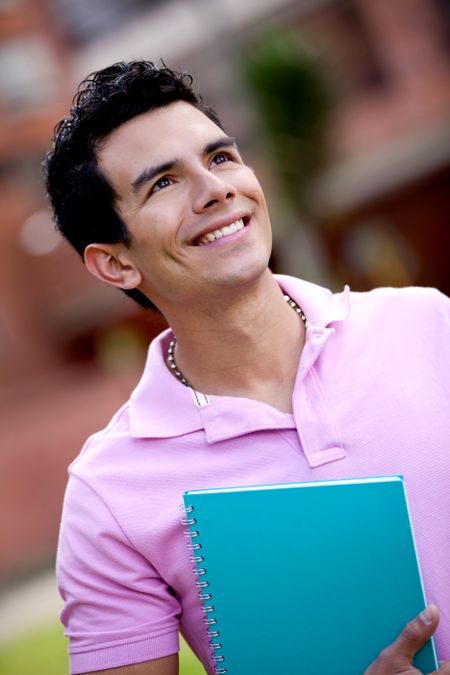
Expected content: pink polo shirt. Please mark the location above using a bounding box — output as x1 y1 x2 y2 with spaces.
57 276 450 673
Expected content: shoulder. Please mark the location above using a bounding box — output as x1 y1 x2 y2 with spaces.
276 274 450 329
340 287 450 364
68 400 134 481
350 284 447 305
348 285 450 325
68 329 173 479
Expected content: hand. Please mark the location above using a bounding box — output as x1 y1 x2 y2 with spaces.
364 605 450 674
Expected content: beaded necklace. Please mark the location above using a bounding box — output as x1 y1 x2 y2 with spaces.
167 294 307 388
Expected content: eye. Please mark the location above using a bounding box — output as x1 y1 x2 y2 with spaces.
153 176 172 191
148 176 172 197
211 152 232 166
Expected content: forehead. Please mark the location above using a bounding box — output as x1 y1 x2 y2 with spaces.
97 101 223 185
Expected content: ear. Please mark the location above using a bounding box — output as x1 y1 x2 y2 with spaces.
84 243 142 290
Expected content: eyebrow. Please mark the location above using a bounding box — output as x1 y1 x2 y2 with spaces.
131 136 238 195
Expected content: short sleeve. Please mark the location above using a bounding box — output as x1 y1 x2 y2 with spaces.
57 475 180 674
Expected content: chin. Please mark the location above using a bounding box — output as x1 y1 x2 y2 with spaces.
207 258 270 290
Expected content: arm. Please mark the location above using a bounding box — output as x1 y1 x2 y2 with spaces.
57 477 181 674
81 653 178 675
365 605 450 674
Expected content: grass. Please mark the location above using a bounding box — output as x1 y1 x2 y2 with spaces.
0 620 206 675
0 621 67 675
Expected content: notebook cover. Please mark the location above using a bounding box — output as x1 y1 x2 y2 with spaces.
183 476 438 674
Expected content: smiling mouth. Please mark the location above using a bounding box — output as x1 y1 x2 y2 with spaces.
194 217 248 246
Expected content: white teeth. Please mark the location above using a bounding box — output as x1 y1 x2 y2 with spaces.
198 218 245 245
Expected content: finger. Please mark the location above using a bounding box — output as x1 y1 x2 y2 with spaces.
383 604 439 663
433 661 450 674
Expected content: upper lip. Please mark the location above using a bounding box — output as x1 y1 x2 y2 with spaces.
188 213 250 245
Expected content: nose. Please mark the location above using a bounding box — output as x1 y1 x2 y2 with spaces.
192 169 236 213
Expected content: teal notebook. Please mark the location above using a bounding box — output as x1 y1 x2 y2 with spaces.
183 476 438 674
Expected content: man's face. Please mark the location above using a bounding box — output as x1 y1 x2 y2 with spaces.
96 101 272 313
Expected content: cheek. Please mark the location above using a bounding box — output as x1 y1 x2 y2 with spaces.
132 208 173 246
240 170 266 203
141 190 188 230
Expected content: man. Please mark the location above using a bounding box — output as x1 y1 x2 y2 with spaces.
45 61 450 674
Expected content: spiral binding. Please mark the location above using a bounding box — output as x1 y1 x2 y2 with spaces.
181 503 227 674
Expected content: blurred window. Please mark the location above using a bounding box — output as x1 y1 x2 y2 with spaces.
300 0 388 96
48 0 164 46
0 37 59 111
0 0 20 10
434 0 450 52
0 153 47 196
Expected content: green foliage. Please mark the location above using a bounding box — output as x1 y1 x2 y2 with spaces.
0 620 205 675
243 28 330 210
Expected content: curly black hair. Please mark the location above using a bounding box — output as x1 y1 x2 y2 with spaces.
44 60 223 310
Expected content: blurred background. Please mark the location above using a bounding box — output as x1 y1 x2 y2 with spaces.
1 0 450 673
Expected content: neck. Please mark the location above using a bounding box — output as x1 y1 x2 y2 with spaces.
164 273 307 412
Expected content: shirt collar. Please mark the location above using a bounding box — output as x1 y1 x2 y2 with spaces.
276 275 350 327
129 276 350 441
129 330 204 438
